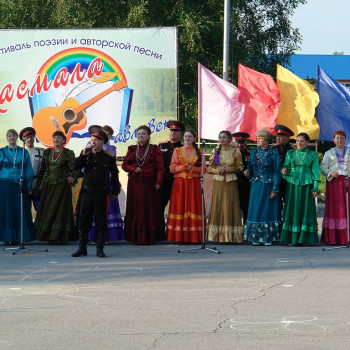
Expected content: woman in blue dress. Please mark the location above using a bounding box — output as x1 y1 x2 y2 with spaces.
88 125 124 243
243 129 281 245
0 129 35 244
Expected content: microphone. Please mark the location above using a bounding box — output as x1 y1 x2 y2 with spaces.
201 140 207 145
85 145 95 153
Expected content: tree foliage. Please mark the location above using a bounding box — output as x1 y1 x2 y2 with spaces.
0 0 306 128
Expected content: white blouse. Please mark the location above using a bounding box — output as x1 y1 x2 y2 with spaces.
320 147 350 181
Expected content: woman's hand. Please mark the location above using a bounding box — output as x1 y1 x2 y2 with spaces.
68 176 74 184
134 167 142 173
312 191 318 198
28 191 32 196
186 165 192 172
269 192 277 199
282 168 288 176
330 171 339 178
155 184 162 190
244 170 250 177
219 168 227 175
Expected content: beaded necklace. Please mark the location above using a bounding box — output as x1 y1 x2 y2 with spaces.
256 147 268 166
136 143 150 167
7 146 18 168
296 148 308 165
183 146 196 165
52 148 64 162
335 148 346 162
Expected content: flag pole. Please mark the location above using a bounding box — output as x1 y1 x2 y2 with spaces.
223 0 230 81
198 63 202 143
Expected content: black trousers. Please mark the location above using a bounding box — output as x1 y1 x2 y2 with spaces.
238 182 251 225
78 191 108 244
161 175 174 210
280 178 288 208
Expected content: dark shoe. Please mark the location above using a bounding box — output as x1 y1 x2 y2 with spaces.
71 246 87 257
96 246 106 258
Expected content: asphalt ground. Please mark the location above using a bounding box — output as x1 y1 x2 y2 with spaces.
1 213 350 350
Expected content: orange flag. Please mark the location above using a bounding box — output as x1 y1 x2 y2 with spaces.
238 64 280 140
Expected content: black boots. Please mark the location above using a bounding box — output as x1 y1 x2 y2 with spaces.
96 245 106 258
71 244 106 258
71 241 87 257
71 233 106 258
96 231 106 258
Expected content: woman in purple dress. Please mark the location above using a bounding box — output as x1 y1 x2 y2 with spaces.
88 125 125 242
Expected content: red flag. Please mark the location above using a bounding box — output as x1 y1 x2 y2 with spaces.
198 63 245 140
238 64 280 140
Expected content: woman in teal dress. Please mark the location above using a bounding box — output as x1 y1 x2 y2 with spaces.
0 129 35 244
34 131 78 244
243 129 281 246
280 132 320 245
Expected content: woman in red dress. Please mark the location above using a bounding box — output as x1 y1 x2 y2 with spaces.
167 129 206 242
321 130 350 245
122 125 165 244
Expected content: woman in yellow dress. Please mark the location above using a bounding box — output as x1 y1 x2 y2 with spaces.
206 130 244 243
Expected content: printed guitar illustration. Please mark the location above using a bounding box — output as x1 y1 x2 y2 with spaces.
32 80 127 147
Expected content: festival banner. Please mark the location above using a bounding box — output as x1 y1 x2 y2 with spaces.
316 66 350 141
198 63 245 140
238 64 280 140
277 64 320 140
0 28 178 155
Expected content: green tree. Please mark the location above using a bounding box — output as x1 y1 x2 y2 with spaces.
0 0 306 128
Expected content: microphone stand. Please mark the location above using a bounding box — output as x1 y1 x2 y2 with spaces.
323 172 350 251
4 142 48 255
178 140 220 254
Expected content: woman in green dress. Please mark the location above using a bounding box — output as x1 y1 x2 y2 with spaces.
280 132 320 245
34 131 78 244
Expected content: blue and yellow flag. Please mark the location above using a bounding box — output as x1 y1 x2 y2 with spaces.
277 64 320 139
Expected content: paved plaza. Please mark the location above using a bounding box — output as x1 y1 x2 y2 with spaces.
1 215 350 350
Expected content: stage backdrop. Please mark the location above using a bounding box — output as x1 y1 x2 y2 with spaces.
0 28 178 155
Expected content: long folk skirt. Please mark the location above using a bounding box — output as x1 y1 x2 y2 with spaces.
280 183 318 245
243 181 281 244
124 176 165 244
0 181 35 243
206 180 243 243
321 175 350 245
34 182 77 242
167 177 205 243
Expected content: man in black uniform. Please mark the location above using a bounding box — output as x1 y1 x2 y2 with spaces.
232 132 250 224
72 127 120 258
273 124 294 204
159 120 185 210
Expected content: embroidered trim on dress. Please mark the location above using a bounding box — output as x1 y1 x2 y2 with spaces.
322 217 347 230
168 211 204 220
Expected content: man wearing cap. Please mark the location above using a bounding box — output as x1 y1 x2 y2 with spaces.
159 120 185 210
72 127 120 258
232 132 251 224
19 127 43 210
273 124 294 203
